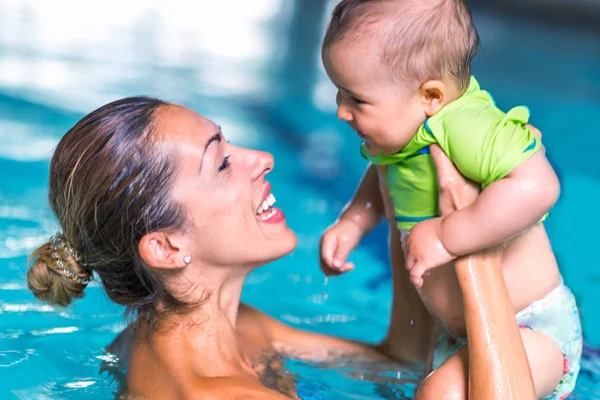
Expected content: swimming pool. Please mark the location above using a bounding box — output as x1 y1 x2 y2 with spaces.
0 1 599 398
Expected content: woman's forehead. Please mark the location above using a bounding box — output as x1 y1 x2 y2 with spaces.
157 105 219 143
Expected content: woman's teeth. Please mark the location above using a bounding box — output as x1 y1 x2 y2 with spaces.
256 193 276 215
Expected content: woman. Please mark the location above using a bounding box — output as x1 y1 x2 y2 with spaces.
27 97 535 399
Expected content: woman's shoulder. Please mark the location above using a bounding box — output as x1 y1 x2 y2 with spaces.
238 303 282 329
195 376 294 400
237 303 280 341
122 376 293 400
237 303 297 341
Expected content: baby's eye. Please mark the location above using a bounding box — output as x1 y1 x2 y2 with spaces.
350 95 365 105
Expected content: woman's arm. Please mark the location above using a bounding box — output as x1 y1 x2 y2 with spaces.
430 143 536 399
241 304 389 363
456 249 536 399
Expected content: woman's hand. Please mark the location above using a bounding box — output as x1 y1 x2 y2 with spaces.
402 144 481 286
433 122 541 215
430 144 481 214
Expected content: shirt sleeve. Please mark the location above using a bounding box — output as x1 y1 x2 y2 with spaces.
433 105 541 188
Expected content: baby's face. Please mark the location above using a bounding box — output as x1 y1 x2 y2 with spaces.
323 43 428 156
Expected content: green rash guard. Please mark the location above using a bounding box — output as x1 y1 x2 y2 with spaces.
361 76 544 231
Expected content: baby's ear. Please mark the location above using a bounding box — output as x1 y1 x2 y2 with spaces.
419 80 447 116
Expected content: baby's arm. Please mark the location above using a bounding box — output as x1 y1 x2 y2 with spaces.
320 163 385 274
439 149 559 257
339 163 385 232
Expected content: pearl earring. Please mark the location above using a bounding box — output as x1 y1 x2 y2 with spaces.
183 255 191 264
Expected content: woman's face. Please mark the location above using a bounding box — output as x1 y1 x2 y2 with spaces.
159 105 297 269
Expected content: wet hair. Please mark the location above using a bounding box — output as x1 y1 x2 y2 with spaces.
27 96 190 328
322 0 480 91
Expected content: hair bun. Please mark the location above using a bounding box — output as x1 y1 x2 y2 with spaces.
27 238 91 307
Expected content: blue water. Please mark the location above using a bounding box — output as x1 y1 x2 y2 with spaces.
0 1 599 398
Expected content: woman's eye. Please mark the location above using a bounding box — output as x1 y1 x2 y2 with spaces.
218 155 230 172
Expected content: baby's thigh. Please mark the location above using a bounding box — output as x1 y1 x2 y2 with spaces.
415 329 563 399
415 345 468 400
520 328 564 398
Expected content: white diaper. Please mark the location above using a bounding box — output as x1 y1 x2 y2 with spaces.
400 229 410 243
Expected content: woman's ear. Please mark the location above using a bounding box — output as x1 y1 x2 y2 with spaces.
139 232 185 270
419 80 447 116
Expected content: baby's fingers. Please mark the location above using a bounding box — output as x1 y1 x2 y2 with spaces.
410 262 427 288
320 234 338 268
338 261 355 273
332 239 353 269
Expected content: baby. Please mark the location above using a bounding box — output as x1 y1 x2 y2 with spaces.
319 0 582 398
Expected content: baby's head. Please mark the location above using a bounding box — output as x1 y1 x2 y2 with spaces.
322 0 479 155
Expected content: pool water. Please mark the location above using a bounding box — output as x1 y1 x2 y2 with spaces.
0 1 599 398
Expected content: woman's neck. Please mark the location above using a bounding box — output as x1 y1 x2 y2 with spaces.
148 272 257 378
164 265 249 328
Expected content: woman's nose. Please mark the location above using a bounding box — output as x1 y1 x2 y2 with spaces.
248 149 274 180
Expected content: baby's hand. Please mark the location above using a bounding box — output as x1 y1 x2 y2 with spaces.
319 218 363 276
402 217 456 287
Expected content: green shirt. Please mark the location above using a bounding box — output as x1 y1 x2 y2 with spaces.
361 76 542 230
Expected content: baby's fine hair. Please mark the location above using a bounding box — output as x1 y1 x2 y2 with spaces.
322 0 480 92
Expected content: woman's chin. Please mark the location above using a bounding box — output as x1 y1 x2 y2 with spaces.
273 229 298 258
284 230 298 254
253 207 298 261
254 230 297 266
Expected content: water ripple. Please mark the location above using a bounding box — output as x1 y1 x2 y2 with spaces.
0 234 48 259
0 121 58 161
0 350 29 367
0 282 27 290
0 329 24 339
64 380 96 389
0 303 54 313
96 354 119 363
93 322 128 334
0 205 45 221
281 313 357 325
31 326 79 336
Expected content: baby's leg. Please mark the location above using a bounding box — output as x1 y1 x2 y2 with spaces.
415 328 564 399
